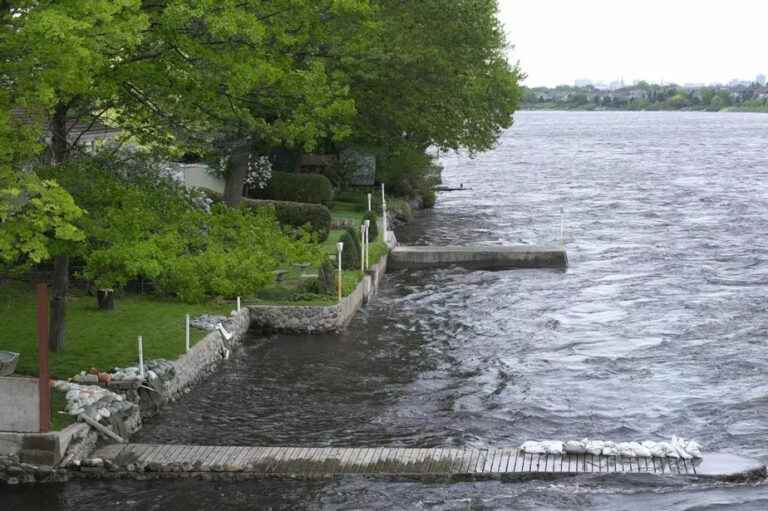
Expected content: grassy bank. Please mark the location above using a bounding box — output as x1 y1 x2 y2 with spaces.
249 194 390 306
0 281 231 380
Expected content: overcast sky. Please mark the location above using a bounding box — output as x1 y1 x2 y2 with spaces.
498 0 768 87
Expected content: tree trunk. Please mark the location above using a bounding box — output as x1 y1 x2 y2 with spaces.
49 255 68 352
222 143 250 207
48 101 70 352
50 101 69 165
96 289 115 310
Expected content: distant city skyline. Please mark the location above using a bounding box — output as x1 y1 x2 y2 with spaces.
498 0 767 88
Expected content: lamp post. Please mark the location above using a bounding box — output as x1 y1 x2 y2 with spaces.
380 183 387 237
138 336 144 379
336 242 344 301
360 224 366 272
185 314 190 352
364 219 370 269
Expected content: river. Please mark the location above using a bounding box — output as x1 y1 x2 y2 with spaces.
6 111 768 509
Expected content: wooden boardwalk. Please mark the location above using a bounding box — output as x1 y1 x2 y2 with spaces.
90 444 710 479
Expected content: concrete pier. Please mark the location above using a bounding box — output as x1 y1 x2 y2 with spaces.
389 245 567 271
87 444 766 481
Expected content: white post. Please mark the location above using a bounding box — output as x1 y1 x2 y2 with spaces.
336 242 344 301
381 183 387 236
185 314 190 352
560 207 565 245
364 219 370 269
367 193 372 212
236 296 241 312
138 336 144 378
360 224 366 272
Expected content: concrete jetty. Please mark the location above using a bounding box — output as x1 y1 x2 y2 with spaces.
389 245 567 271
86 444 766 481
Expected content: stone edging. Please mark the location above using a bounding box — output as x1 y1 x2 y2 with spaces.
248 230 394 334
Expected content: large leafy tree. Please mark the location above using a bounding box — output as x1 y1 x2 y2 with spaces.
345 0 523 153
118 0 371 206
0 0 148 350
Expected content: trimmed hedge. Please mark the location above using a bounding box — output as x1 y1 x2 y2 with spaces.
241 198 331 242
252 171 334 204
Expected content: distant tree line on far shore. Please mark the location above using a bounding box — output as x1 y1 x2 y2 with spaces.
523 81 768 113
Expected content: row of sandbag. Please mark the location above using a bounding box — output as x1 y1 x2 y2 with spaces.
520 436 702 459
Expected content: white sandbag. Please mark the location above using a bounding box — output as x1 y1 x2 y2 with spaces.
564 440 587 454
520 441 547 454
585 440 605 455
541 440 564 455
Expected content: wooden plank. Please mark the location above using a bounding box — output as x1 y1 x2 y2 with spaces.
472 449 486 474
448 449 466 473
484 448 498 473
148 444 171 465
359 448 377 473
210 446 232 468
265 447 289 472
277 447 302 473
423 448 441 473
494 449 509 473
196 446 218 468
336 448 356 472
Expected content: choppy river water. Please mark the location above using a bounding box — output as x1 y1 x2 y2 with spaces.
6 111 768 509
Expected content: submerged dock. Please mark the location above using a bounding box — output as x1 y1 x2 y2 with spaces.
389 245 568 271
88 444 765 481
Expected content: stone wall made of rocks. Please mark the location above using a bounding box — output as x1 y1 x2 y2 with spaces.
138 307 252 418
249 248 390 334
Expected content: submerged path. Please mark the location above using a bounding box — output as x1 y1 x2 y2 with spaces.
90 444 765 481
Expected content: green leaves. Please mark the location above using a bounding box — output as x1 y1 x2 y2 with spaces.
0 170 85 269
346 0 523 153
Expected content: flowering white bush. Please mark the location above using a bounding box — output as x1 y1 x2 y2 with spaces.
245 154 272 189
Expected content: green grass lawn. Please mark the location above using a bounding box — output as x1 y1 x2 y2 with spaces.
329 200 367 223
0 281 231 380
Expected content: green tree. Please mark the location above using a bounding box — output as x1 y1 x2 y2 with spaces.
0 0 148 350
117 0 370 206
345 0 523 154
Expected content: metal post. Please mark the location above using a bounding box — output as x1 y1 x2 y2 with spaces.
185 314 190 352
360 224 366 272
236 296 241 312
364 220 370 268
336 242 344 301
367 193 372 212
36 283 50 433
381 183 387 236
560 207 565 245
138 336 144 378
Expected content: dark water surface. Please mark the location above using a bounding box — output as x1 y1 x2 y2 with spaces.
6 111 768 509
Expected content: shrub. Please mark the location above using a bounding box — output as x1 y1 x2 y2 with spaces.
421 189 437 209
315 259 337 296
345 226 362 255
339 231 360 270
241 198 331 242
363 211 379 240
250 171 334 204
377 145 442 202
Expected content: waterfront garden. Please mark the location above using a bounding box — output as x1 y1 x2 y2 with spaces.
0 0 522 433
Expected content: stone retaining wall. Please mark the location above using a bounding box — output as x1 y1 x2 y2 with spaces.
249 250 389 334
137 308 252 418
